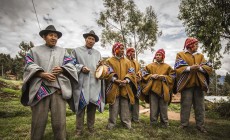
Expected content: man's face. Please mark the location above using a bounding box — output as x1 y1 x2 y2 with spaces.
129 50 135 59
43 32 58 47
191 42 198 53
155 53 163 62
85 36 95 49
117 45 125 57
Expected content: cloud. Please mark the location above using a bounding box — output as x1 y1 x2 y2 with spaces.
0 0 229 75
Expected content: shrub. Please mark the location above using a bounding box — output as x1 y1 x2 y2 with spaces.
214 100 230 118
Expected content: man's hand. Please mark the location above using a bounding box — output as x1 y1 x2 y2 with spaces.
136 76 141 82
151 74 159 79
82 66 90 74
114 79 121 85
119 80 128 86
190 64 200 72
136 73 141 82
52 66 63 75
38 72 56 82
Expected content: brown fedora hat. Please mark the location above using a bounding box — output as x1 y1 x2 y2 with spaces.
83 30 99 42
39 25 62 38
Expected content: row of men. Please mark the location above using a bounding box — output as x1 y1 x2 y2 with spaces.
21 25 212 140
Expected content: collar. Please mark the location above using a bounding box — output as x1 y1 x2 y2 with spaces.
155 61 164 64
114 55 123 60
84 45 93 50
44 44 56 49
184 49 198 55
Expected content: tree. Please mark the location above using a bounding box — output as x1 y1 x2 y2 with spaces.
12 55 24 80
18 41 34 58
138 59 146 69
208 71 221 95
222 72 230 96
16 41 34 79
0 53 13 78
225 72 230 84
96 0 159 59
178 0 230 69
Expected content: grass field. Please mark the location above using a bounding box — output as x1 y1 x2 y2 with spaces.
0 78 230 139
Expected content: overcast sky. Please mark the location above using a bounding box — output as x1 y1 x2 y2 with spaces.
0 0 229 75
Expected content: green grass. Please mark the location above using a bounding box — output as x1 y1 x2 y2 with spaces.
0 88 21 96
168 103 181 113
0 77 22 90
1 96 230 140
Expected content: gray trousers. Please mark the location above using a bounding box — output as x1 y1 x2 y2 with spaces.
131 97 139 122
31 91 66 140
107 96 131 129
180 87 205 128
76 103 97 132
149 93 168 125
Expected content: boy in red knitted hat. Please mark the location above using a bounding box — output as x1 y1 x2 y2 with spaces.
141 49 174 128
126 47 141 123
174 37 212 133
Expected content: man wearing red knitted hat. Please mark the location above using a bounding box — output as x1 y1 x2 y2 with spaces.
141 49 174 128
105 42 137 129
126 47 141 123
174 37 212 133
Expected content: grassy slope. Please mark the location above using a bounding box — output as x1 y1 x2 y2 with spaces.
1 97 230 140
0 78 230 140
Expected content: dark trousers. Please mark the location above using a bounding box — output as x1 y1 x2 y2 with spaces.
149 93 168 125
107 96 131 129
180 87 205 129
31 92 66 140
131 97 139 122
76 103 97 132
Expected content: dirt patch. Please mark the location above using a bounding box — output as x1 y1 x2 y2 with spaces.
139 107 214 123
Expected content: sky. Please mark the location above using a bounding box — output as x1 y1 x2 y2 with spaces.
0 0 229 75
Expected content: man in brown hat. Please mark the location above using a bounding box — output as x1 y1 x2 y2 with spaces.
21 25 79 140
71 30 105 136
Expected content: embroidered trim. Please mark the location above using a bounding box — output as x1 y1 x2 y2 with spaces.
128 67 135 73
78 91 87 111
25 53 34 65
174 58 188 69
36 82 52 100
63 55 77 65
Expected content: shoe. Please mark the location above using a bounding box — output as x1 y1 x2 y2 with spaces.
126 126 132 130
75 130 82 137
161 124 168 128
132 120 140 123
197 127 207 133
88 128 95 133
178 125 187 129
106 124 114 130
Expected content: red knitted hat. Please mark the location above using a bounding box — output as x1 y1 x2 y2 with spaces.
112 42 124 55
154 49 165 59
184 37 198 49
126 48 135 56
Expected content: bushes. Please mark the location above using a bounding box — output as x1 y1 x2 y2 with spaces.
214 100 230 118
205 99 230 118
